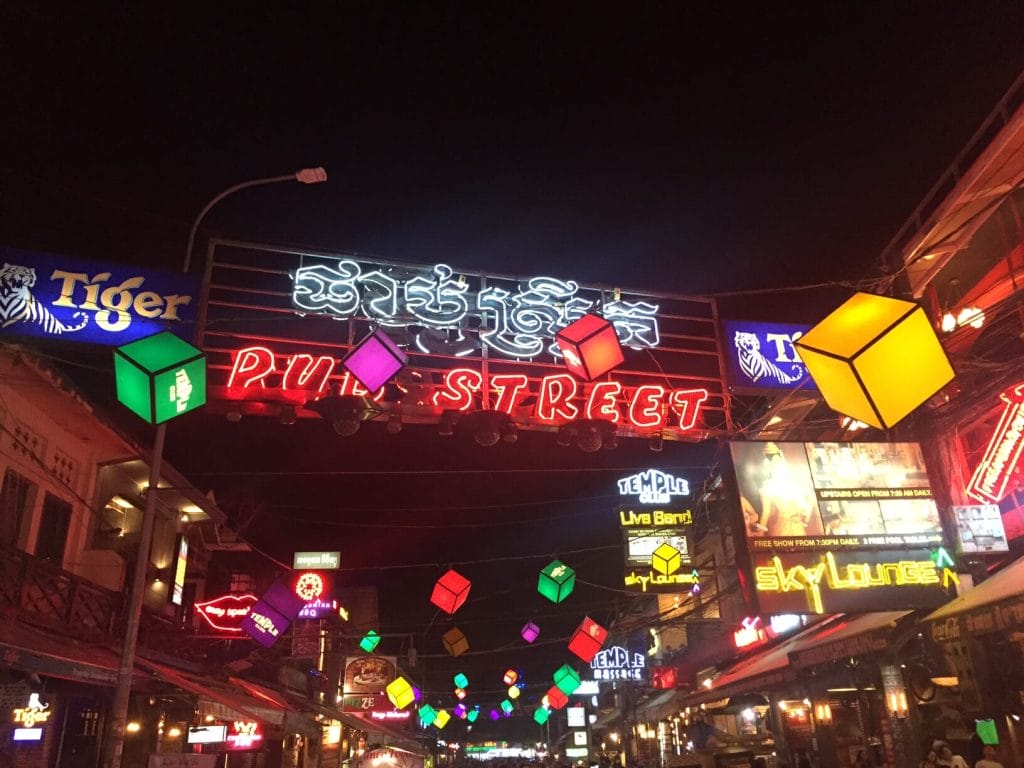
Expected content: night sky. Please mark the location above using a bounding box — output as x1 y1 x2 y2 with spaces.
4 3 1024 735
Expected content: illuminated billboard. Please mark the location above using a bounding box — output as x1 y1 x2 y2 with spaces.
729 441 954 614
619 507 696 594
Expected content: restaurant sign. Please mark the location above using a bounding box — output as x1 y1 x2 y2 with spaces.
0 247 198 344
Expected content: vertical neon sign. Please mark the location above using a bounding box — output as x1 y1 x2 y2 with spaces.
966 383 1024 504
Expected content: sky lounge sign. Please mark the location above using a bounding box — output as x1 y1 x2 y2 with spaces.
0 247 199 345
291 260 661 360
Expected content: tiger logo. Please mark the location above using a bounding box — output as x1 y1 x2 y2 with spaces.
0 264 88 335
734 331 803 385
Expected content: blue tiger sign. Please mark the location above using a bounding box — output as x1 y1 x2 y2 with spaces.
0 247 199 345
723 320 817 391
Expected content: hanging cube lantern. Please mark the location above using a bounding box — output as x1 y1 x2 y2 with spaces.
503 669 518 686
555 313 624 382
537 560 575 604
546 686 569 710
455 703 468 719
466 708 480 723
455 687 467 700
359 630 381 653
500 699 514 716
651 543 681 576
418 704 438 726
554 664 581 695
534 707 551 725
386 676 415 709
489 709 500 721
442 627 470 657
434 709 451 730
342 328 409 393
412 686 422 703
508 685 521 700
431 569 472 614
568 616 607 663
521 622 540 643
114 331 207 424
793 292 954 429
453 672 469 689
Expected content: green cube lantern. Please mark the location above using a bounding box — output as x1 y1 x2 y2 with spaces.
500 699 514 716
554 664 581 695
454 672 469 689
359 630 381 653
534 707 550 725
114 331 206 424
418 704 438 726
538 559 575 603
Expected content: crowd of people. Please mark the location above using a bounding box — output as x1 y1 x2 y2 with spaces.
920 743 1005 768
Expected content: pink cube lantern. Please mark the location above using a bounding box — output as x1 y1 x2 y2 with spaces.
555 313 624 382
568 615 608 663
521 621 540 643
342 328 408 392
430 569 471 614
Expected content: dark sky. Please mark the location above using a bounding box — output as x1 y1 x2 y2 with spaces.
4 3 1024 736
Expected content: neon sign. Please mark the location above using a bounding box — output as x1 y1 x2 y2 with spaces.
733 617 767 649
291 260 661 360
12 694 51 728
195 593 257 633
225 346 708 431
966 382 1024 504
754 551 950 614
226 720 263 750
294 572 326 602
617 469 690 504
590 646 646 681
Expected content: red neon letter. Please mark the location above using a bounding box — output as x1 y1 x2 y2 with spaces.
336 372 386 402
433 368 483 411
628 385 666 428
282 354 337 393
671 388 709 430
586 381 622 423
227 347 275 389
491 375 529 414
537 374 579 422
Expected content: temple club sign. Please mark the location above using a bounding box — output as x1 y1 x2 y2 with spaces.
617 469 690 504
226 347 709 432
966 382 1024 504
291 260 661 360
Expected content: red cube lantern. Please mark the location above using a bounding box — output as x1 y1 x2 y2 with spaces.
568 616 607 663
545 685 569 710
555 313 624 381
431 569 471 614
651 666 677 690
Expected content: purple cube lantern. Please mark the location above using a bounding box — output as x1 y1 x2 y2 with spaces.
455 703 468 719
521 621 540 643
342 328 408 392
489 709 500 721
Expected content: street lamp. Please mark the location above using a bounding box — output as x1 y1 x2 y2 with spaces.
182 166 327 272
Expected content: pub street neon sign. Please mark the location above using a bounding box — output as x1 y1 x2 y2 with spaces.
291 261 661 360
226 347 708 432
966 382 1024 504
617 469 690 504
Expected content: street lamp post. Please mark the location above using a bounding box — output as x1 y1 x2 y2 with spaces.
182 166 327 272
103 168 325 768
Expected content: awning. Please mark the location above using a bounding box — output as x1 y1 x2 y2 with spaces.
635 689 680 723
926 555 1024 640
0 619 125 686
352 712 427 756
688 612 909 703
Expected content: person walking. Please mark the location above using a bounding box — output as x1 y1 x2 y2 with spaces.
974 745 1004 768
938 744 968 768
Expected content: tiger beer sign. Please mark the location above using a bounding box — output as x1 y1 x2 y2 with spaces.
723 320 815 392
0 247 199 345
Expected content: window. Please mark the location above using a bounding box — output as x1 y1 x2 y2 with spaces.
0 469 33 547
36 493 72 563
229 572 255 594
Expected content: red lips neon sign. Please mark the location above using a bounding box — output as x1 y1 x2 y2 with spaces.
195 593 257 633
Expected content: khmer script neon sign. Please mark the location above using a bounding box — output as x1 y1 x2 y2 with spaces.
291 260 660 360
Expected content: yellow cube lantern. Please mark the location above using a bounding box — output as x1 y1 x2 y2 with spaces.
434 709 451 729
386 676 415 709
651 543 681 576
794 292 954 429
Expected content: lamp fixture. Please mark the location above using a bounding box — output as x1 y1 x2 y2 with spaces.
386 412 403 435
279 404 297 426
306 387 376 436
556 419 618 453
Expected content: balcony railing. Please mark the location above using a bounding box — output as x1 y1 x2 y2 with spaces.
0 542 122 641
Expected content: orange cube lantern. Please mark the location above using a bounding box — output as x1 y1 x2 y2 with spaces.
555 313 624 382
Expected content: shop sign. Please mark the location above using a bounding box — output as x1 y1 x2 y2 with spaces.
241 603 289 648
369 710 412 721
297 597 339 620
566 747 589 758
733 617 768 649
566 707 585 727
293 551 341 569
225 720 263 750
187 725 228 744
723 320 814 391
966 383 1024 504
752 548 952 615
343 656 398 696
619 507 695 594
171 535 188 606
590 646 646 681
617 469 690 504
225 347 708 433
291 260 662 361
12 693 51 729
789 627 892 668
195 593 256 633
952 504 1009 554
0 247 198 345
